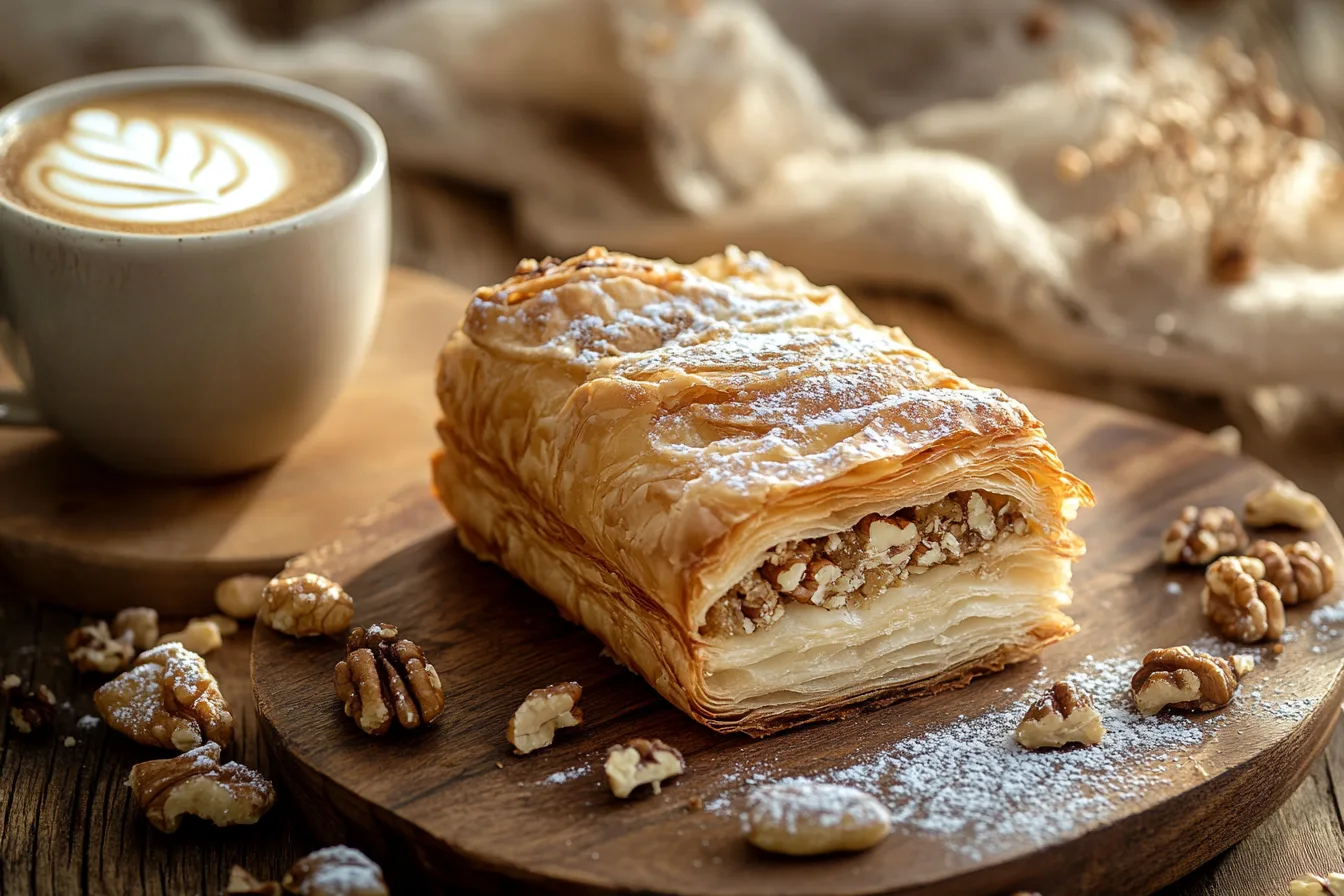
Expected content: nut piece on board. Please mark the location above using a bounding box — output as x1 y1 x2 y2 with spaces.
333 624 444 736
744 781 891 856
111 607 160 651
282 845 389 896
127 742 275 833
605 738 685 798
94 642 233 751
156 618 224 655
1161 505 1247 565
1291 872 1344 896
1246 539 1336 605
1131 646 1252 716
1202 556 1285 642
3 675 56 733
506 682 583 754
259 573 354 637
1244 480 1328 529
215 575 269 620
65 621 135 673
1015 681 1105 749
224 866 282 895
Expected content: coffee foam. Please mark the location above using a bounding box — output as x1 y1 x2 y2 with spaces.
0 86 360 235
20 107 292 226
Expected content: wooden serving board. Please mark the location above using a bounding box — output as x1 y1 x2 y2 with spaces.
0 267 471 615
252 389 1344 896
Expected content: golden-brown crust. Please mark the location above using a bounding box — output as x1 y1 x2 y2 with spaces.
435 247 1093 735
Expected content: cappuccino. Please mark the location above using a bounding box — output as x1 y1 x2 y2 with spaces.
0 86 359 234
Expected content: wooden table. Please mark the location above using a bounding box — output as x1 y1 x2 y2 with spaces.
1 174 1342 895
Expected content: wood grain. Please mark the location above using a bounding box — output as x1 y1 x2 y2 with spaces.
0 266 471 616
251 389 1344 896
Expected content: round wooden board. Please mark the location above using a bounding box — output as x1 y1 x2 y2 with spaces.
252 390 1344 896
0 267 470 615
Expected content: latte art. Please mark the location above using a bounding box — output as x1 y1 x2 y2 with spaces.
2 85 361 235
20 108 291 225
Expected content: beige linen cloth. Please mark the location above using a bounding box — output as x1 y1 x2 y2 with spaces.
3 0 1343 401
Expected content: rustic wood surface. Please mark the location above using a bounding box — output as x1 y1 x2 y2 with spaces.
0 266 470 616
0 173 1342 895
251 389 1344 896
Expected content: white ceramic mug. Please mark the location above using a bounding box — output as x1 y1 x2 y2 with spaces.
0 67 389 478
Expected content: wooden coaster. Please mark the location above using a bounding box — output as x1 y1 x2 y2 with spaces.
252 389 1344 896
0 267 469 615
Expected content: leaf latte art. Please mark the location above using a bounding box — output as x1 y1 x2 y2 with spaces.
19 107 292 225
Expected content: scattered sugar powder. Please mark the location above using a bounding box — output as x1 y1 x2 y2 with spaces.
700 653 1317 861
76 715 100 730
1310 602 1344 636
542 762 592 785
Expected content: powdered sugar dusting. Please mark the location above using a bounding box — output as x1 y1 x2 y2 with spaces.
543 763 592 785
690 649 1318 860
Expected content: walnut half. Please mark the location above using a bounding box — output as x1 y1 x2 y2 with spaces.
1246 539 1336 605
744 781 891 856
1161 505 1247 565
1202 556 1285 643
1244 480 1328 529
260 573 355 637
1015 681 1106 749
94 642 233 751
3 675 56 733
1131 646 1254 716
65 621 135 674
333 624 444 735
506 682 583 754
128 742 275 833
605 738 685 798
282 846 389 896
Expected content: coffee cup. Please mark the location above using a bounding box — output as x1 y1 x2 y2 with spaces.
0 67 390 478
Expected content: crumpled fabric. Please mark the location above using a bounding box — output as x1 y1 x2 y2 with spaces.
2 0 1342 399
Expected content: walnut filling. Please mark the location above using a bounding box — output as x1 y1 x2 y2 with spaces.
702 491 1027 637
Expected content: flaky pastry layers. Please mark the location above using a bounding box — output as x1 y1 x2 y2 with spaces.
433 247 1093 736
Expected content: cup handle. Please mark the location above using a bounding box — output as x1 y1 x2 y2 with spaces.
0 272 42 427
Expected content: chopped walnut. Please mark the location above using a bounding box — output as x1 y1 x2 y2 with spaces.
1014 681 1106 750
1161 505 1247 565
333 624 444 736
1246 540 1336 605
111 607 159 651
65 620 135 673
605 738 685 798
225 867 282 895
3 675 56 733
94 642 233 751
706 490 1023 636
157 618 224 655
1131 646 1252 716
127 742 275 833
260 573 354 637
1291 873 1344 896
1244 480 1328 529
282 846 389 896
215 574 269 619
744 781 891 856
1202 556 1285 643
506 682 583 754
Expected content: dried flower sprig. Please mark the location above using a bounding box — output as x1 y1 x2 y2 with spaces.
1055 15 1323 285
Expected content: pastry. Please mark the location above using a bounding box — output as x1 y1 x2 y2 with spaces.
433 247 1093 735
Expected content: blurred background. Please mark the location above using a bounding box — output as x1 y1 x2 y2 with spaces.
2 0 1341 509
